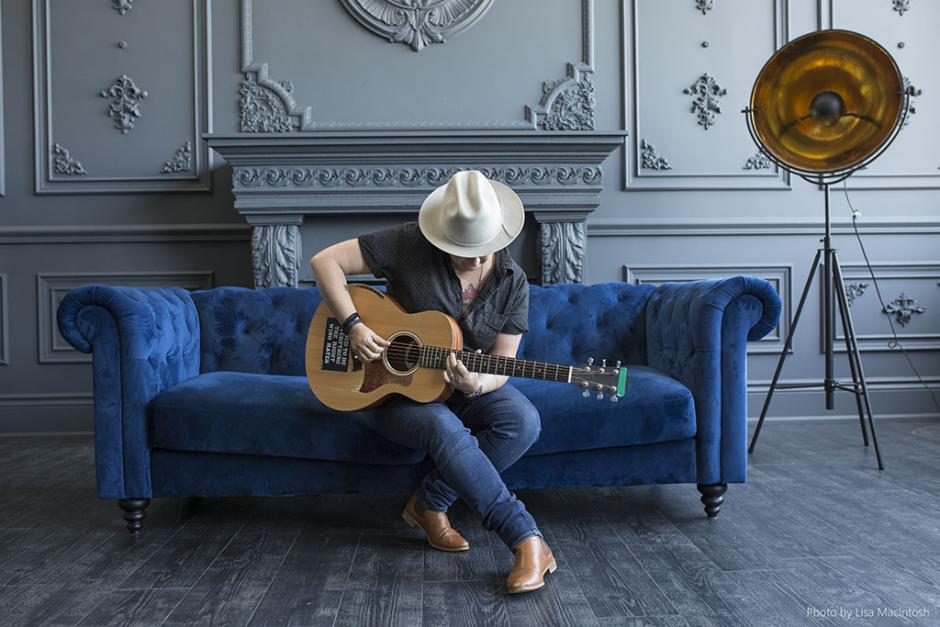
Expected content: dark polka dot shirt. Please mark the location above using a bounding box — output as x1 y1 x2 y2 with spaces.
357 221 529 353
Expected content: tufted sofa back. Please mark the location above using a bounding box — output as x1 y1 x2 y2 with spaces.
518 282 653 366
191 282 656 376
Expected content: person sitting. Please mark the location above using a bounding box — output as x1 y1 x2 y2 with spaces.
310 169 556 594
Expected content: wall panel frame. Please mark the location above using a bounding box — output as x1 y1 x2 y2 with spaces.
32 0 213 194
623 0 791 190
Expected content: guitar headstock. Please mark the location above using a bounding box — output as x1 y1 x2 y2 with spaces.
571 357 629 402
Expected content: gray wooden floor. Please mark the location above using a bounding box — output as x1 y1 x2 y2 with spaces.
2 418 940 626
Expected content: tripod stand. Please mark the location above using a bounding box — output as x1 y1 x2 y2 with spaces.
747 182 883 470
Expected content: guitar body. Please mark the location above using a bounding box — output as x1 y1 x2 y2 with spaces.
305 284 463 411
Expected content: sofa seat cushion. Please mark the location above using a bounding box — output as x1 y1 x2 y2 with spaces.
149 371 426 466
512 365 696 456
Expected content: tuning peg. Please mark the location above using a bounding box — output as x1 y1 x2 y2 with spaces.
610 395 619 402
582 390 591 398
586 357 594 367
596 392 605 400
615 360 621 369
601 359 607 368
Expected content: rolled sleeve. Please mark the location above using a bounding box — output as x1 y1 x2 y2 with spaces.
357 223 414 280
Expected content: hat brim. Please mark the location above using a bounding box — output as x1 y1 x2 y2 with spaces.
418 179 525 258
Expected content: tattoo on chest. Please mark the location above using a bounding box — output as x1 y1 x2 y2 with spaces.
461 282 479 314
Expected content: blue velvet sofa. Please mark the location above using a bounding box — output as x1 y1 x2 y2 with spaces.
56 277 780 532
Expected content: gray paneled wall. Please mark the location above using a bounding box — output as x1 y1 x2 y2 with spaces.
0 0 936 434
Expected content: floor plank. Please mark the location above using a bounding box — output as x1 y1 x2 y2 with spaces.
1 417 939 626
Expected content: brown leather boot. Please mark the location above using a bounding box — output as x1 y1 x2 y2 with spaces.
400 494 469 552
506 535 557 594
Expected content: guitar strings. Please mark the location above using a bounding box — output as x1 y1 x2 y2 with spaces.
351 343 594 376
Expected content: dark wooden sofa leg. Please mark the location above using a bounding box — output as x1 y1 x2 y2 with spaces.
697 483 727 518
118 498 151 533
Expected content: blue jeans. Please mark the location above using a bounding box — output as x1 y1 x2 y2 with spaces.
366 382 543 551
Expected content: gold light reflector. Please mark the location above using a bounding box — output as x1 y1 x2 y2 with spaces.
749 29 904 174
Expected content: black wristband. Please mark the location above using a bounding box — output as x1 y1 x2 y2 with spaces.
340 312 361 334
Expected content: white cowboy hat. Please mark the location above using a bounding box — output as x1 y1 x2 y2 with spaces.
418 170 525 258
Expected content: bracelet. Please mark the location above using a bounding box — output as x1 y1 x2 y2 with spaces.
340 312 361 334
466 381 485 400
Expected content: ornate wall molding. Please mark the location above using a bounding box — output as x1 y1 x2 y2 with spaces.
830 1 940 189
241 0 594 131
251 223 302 289
625 0 790 190
239 78 299 132
844 282 869 306
526 0 595 131
683 73 727 130
743 151 772 170
901 76 922 127
695 0 715 14
161 142 193 174
338 0 494 52
112 0 134 15
33 0 213 193
883 293 926 326
640 140 672 170
100 75 148 134
207 131 624 286
892 0 911 16
825 262 940 352
233 165 603 190
539 221 585 284
52 143 87 176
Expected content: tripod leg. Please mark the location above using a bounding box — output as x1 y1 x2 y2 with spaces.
832 256 884 470
749 249 823 453
832 253 869 447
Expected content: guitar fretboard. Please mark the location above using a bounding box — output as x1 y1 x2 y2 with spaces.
419 346 571 383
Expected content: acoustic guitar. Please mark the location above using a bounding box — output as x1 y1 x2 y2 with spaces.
305 284 628 411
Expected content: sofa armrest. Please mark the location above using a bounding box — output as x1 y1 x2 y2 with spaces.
57 285 201 499
644 276 781 484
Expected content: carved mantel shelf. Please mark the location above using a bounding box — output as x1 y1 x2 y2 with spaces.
205 131 626 287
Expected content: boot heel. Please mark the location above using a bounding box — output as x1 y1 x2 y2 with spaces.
548 559 558 574
401 510 418 528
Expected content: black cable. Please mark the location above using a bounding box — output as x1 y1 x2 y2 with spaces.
842 181 940 414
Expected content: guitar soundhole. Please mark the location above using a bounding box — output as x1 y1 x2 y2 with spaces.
384 333 422 376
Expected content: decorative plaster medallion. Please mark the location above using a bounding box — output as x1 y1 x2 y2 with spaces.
52 143 87 176
882 292 925 326
233 165 603 189
844 283 869 306
683 73 727 130
695 0 715 14
902 77 922 127
112 0 134 15
162 142 193 174
640 140 672 170
892 0 911 15
101 75 149 134
743 151 772 170
339 0 495 52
